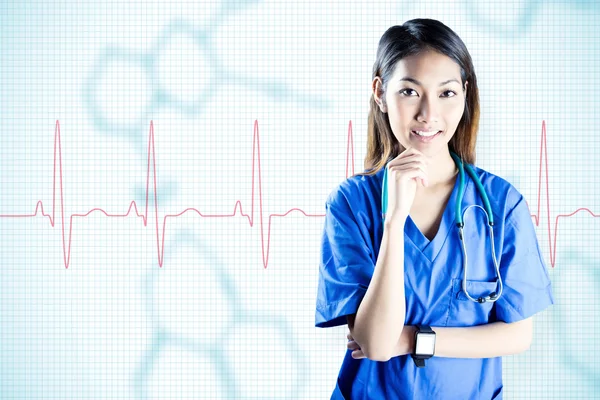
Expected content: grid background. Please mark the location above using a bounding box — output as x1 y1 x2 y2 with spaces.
1 0 599 398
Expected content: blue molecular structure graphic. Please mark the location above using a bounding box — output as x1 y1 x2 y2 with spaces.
83 13 331 210
83 19 330 152
463 0 599 39
82 2 325 396
132 229 308 398
553 249 600 392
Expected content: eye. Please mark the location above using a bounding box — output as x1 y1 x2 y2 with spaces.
399 88 417 96
442 90 457 98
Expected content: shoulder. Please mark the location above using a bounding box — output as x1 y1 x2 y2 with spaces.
469 164 527 224
325 168 386 220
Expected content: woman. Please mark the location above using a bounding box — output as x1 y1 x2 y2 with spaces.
315 19 554 399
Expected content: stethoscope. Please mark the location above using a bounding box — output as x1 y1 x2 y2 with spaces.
381 150 503 303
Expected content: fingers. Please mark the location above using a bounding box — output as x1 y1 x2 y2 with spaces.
347 340 361 351
387 160 428 173
351 349 365 359
386 147 430 187
392 146 425 162
347 332 360 351
347 332 358 348
388 165 429 187
387 154 427 169
346 332 365 359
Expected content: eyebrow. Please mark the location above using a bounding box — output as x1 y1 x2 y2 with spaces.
399 77 461 86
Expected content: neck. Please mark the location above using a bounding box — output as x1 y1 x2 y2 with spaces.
422 149 458 188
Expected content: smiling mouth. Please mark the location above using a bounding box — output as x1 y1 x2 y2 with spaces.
411 130 442 137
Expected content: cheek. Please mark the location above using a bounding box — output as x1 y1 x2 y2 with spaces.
388 111 411 137
389 102 413 124
443 100 466 121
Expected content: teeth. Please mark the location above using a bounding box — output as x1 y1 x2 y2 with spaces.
413 130 440 137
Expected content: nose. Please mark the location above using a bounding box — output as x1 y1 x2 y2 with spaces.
416 95 440 124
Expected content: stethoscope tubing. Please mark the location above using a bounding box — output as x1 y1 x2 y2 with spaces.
381 150 504 304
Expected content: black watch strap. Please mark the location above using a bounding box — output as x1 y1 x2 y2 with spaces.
412 357 426 368
418 325 433 334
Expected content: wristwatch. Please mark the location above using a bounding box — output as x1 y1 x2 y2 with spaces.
411 325 436 368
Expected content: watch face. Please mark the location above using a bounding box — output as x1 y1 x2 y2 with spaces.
415 332 436 355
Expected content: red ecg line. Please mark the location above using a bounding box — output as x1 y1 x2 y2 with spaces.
529 120 598 268
0 120 596 269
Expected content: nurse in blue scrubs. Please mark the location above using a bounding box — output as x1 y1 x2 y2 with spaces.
315 19 554 399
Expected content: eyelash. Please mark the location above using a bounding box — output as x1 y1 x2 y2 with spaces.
399 88 457 98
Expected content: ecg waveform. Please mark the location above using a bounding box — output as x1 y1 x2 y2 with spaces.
0 120 597 269
529 120 598 267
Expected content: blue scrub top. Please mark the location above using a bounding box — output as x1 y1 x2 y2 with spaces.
315 164 554 400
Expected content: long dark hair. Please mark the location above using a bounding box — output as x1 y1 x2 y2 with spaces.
357 18 480 177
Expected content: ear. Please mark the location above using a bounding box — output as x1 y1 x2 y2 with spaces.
463 81 468 98
372 77 387 113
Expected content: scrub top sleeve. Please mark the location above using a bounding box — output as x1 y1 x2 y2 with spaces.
495 194 555 323
315 191 375 328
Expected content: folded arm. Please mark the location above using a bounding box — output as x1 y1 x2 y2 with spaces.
348 317 533 360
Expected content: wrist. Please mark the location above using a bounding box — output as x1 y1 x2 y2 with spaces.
398 325 417 356
407 325 417 354
384 214 407 230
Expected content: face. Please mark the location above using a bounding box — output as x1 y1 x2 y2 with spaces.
373 49 467 156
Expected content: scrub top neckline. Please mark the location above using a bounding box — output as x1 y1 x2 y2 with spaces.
405 170 467 263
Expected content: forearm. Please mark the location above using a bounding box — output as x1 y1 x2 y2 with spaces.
351 216 407 361
392 318 533 359
434 318 533 358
